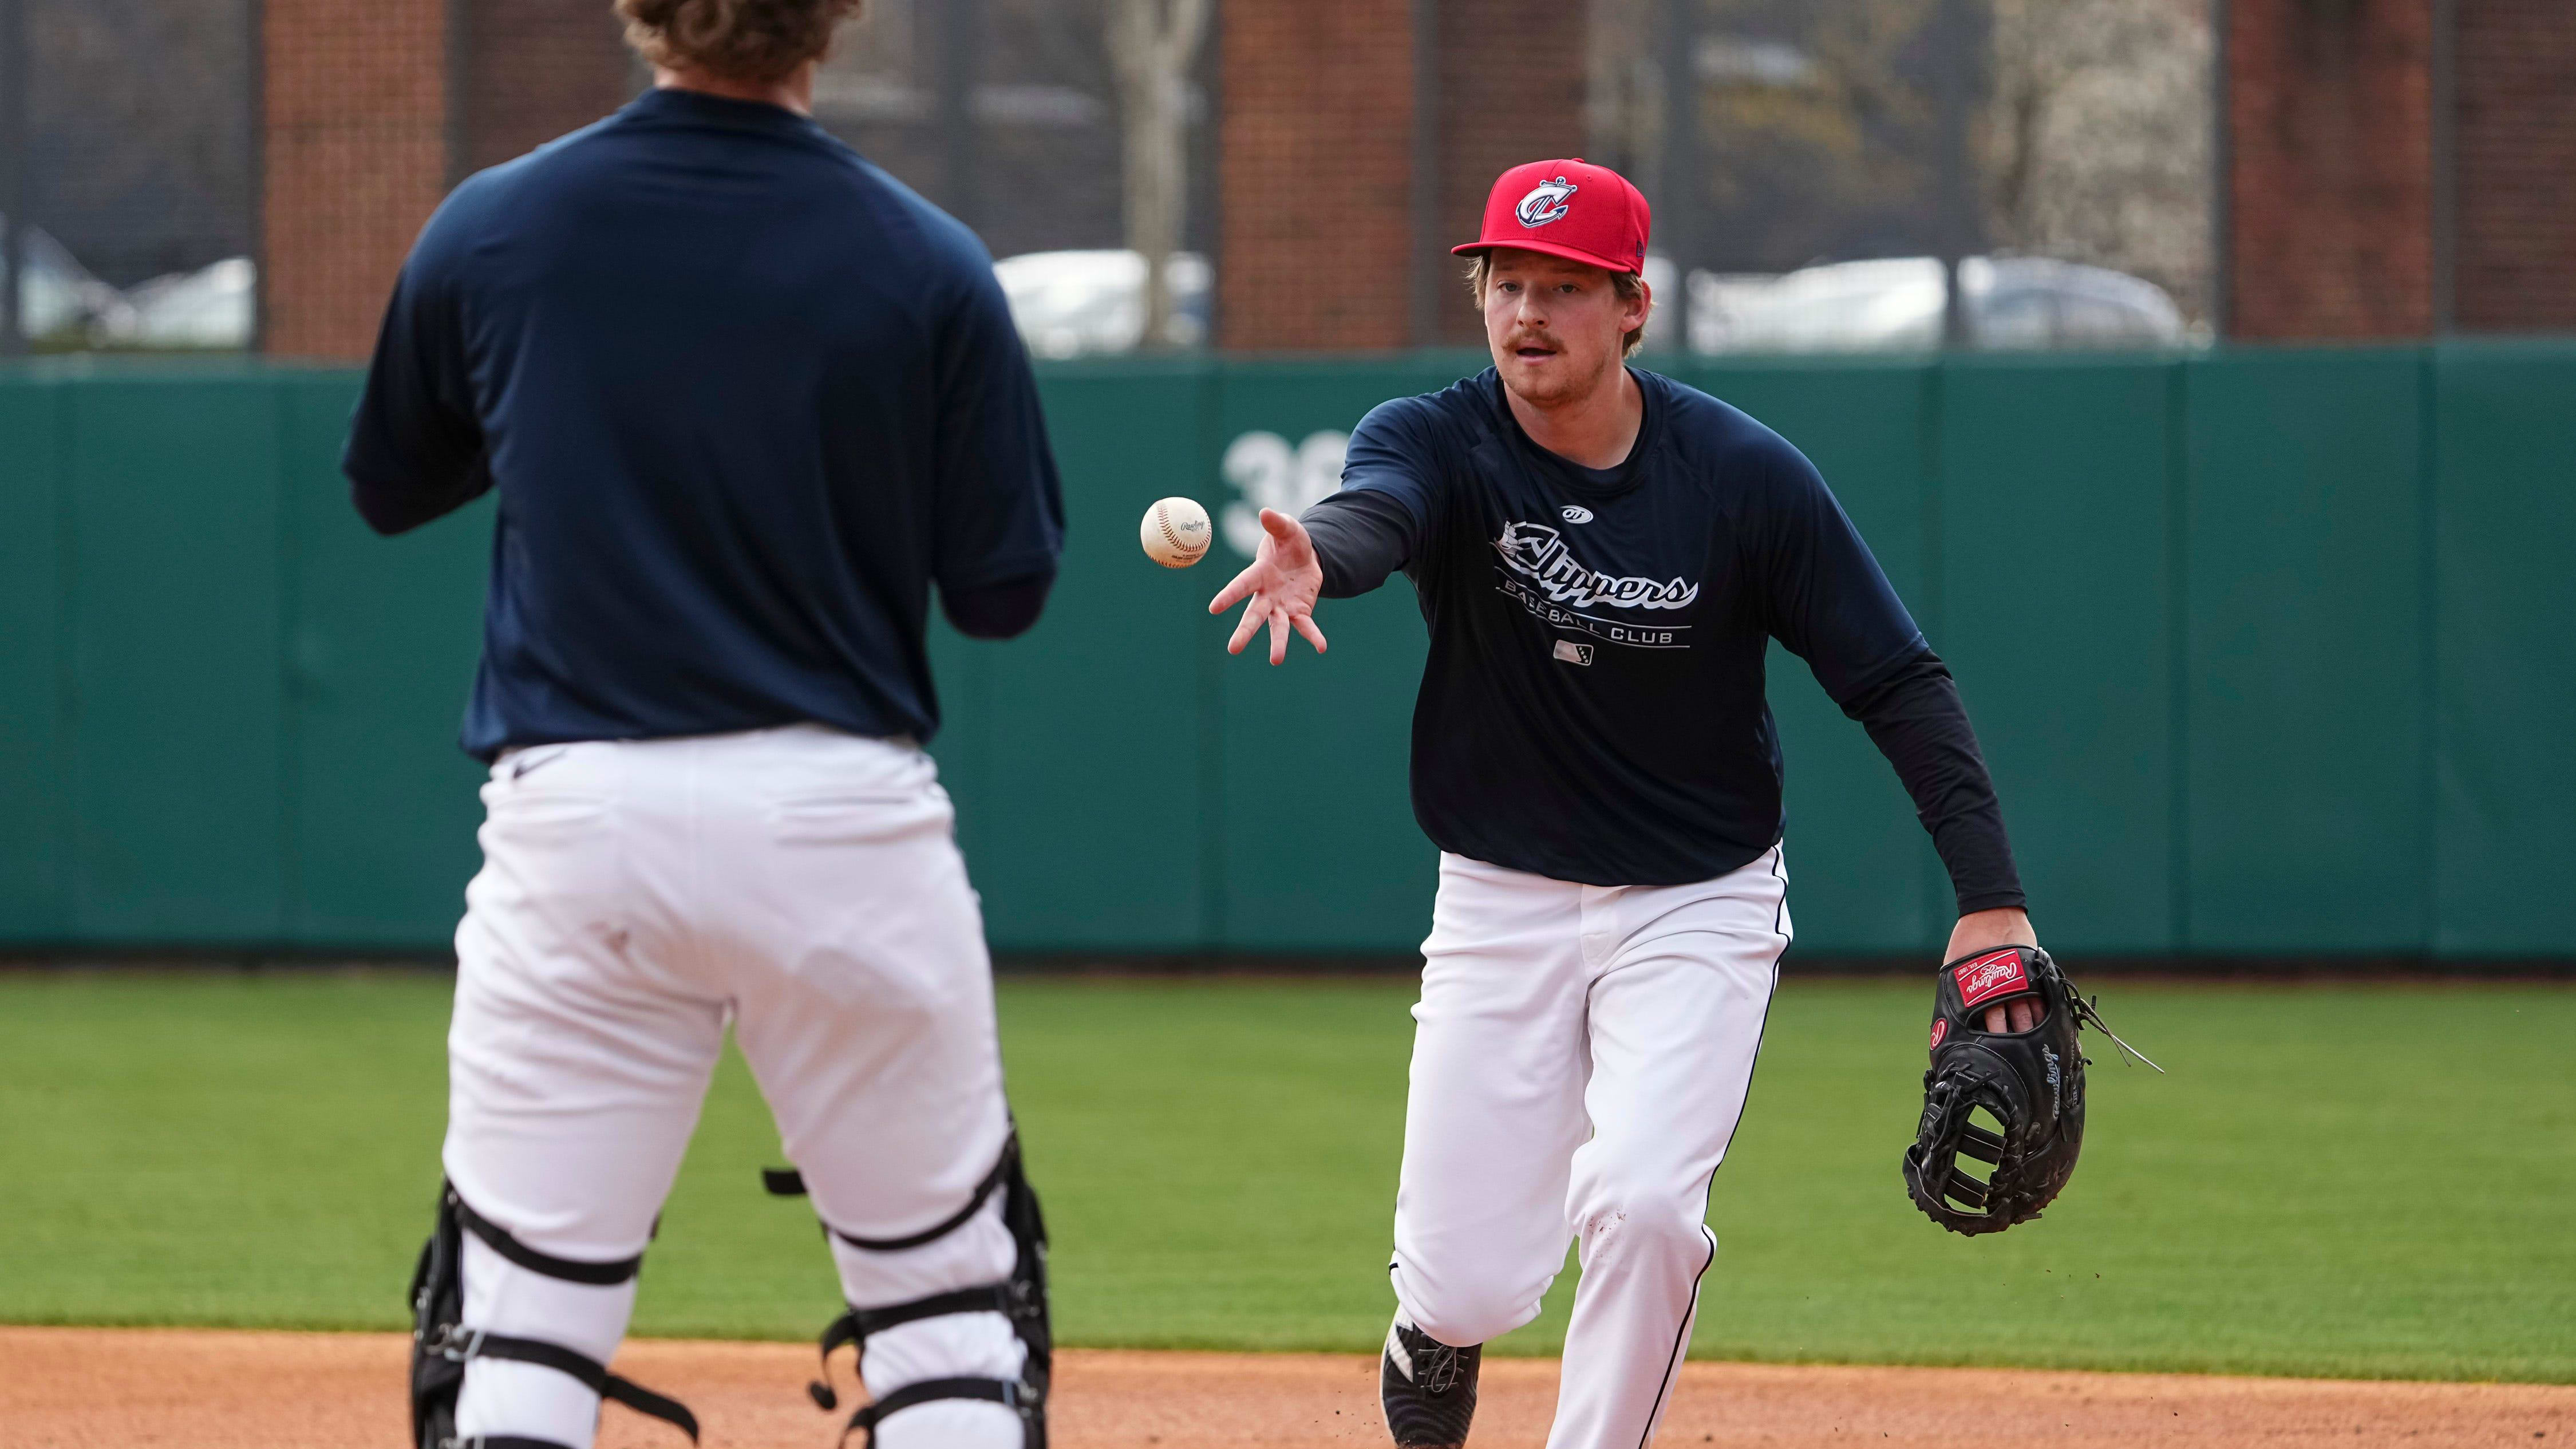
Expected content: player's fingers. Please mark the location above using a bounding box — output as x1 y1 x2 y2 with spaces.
2012 997 2039 1032
1226 595 1267 654
1983 1005 2006 1033
1208 567 1262 614
1266 607 1289 665
1261 506 1314 562
1292 611 1328 654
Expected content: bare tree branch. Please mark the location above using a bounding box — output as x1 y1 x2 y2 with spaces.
1109 0 1209 348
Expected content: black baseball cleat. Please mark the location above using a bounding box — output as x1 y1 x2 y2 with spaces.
1380 1316 1481 1447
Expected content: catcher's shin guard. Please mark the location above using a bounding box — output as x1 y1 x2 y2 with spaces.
767 1130 1051 1448
408 1184 698 1449
1901 945 2156 1235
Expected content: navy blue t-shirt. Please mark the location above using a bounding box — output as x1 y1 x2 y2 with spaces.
1309 368 2022 902
345 88 1065 761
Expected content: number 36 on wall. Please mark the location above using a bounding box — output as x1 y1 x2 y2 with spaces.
1218 430 1349 559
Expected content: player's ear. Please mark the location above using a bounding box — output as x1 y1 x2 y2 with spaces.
1621 279 1651 345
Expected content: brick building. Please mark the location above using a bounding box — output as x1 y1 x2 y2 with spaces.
2224 0 2576 338
1215 0 1588 349
253 0 2576 355
257 0 1157 358
260 0 1586 357
1214 0 1421 352
261 0 626 358
2450 0 2576 331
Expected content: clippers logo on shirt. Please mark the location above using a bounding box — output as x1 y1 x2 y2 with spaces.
1955 949 2032 1009
1494 523 1698 611
1515 176 1579 227
1492 520 1701 653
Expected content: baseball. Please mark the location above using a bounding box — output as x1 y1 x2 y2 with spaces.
1140 496 1213 568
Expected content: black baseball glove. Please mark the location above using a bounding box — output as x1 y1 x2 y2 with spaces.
1901 945 2155 1235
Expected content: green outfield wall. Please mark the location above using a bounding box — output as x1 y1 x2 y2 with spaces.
1 345 2569 960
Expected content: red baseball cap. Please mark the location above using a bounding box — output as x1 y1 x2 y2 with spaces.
1453 159 1652 276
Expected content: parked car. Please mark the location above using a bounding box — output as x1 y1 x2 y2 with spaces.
1 217 132 344
993 248 1211 357
1688 254 2188 353
114 256 256 349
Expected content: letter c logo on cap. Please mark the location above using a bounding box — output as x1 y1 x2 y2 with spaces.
1515 177 1578 228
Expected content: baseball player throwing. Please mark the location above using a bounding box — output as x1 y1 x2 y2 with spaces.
1211 159 2036 1448
345 4 1064 1447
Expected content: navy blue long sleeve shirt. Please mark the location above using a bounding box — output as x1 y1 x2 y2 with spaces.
1302 368 2022 911
345 88 1065 760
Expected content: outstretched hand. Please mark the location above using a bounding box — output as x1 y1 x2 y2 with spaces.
1208 507 1329 665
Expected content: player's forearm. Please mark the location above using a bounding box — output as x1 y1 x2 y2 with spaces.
1845 654 2026 914
1301 491 1416 598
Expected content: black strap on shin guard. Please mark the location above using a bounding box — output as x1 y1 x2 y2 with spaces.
778 1131 1052 1448
816 1284 1018 1376
448 1191 645 1285
840 1376 1036 1448
410 1183 698 1449
765 1145 1014 1254
423 1325 701 1443
803 1283 1028 1418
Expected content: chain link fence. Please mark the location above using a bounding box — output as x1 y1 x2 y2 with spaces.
816 0 1220 355
0 0 2210 356
0 0 258 352
1597 0 2215 354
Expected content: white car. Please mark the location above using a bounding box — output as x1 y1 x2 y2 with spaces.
993 248 1212 358
116 256 257 349
1 218 133 344
1689 255 2188 354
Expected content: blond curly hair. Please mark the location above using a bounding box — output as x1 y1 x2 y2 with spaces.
616 0 862 84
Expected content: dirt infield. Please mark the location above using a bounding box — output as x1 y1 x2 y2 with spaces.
3 1328 2568 1448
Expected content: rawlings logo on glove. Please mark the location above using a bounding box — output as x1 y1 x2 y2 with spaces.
1901 946 2158 1236
1954 949 2030 1008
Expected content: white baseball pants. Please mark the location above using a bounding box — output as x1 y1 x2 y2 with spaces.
1389 847 1791 1449
441 725 1024 1449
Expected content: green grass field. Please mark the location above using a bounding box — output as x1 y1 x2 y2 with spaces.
1 971 2568 1381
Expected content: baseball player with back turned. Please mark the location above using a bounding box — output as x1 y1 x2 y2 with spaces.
342 3 1065 1447
1211 159 2041 1449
